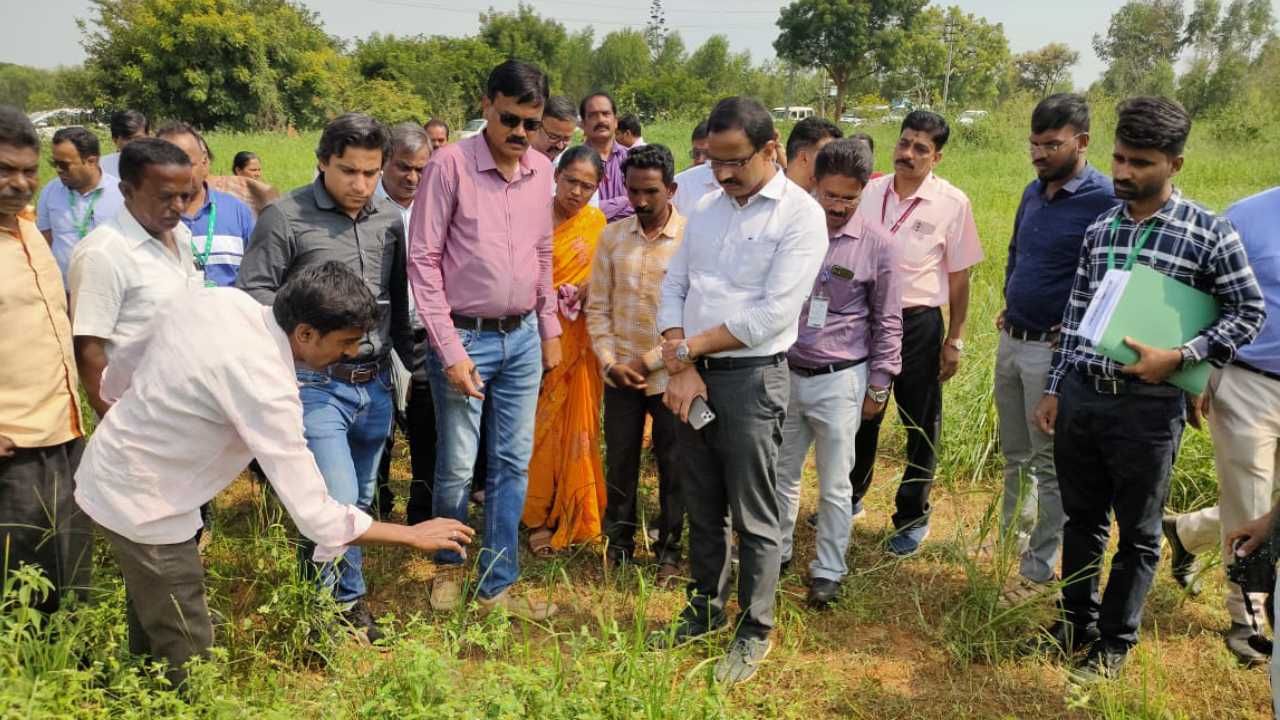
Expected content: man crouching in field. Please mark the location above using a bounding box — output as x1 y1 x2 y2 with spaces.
73 262 473 688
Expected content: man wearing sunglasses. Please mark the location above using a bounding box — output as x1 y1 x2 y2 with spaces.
580 92 634 222
408 60 561 621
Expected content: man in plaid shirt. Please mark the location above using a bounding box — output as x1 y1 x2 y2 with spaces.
1031 97 1266 680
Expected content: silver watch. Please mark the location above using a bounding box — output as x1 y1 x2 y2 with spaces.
675 341 693 363
867 386 891 404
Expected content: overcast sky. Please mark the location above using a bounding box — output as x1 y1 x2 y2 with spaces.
5 0 1280 86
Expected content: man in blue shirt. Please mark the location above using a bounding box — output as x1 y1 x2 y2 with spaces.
156 123 255 287
36 126 125 283
996 94 1116 604
1164 185 1280 666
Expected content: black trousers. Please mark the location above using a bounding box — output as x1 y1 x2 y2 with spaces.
849 306 943 530
1055 371 1184 648
602 385 684 565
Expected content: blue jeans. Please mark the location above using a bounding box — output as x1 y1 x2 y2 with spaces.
428 313 541 600
297 366 395 603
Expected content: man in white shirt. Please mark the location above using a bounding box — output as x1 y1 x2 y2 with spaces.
671 121 716 216
75 262 473 688
654 96 826 686
68 138 202 418
36 126 125 282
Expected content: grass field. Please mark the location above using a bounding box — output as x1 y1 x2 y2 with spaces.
8 101 1280 718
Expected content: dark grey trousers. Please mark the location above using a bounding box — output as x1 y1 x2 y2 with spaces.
0 438 92 613
675 357 788 641
102 527 213 688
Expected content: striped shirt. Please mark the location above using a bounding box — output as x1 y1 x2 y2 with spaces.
180 186 255 287
1046 189 1266 395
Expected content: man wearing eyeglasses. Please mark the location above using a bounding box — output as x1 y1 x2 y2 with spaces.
654 96 826 685
408 60 562 621
580 92 634 222
672 120 717 216
849 110 983 558
532 96 577 163
996 94 1116 606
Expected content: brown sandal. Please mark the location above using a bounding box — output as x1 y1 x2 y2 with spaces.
528 528 555 558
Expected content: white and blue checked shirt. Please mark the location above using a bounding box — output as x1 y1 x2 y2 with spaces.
1046 189 1266 395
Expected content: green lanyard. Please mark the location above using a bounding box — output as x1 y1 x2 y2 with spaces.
190 197 216 270
69 188 102 239
1105 214 1157 272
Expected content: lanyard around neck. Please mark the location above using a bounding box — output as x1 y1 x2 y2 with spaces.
69 187 102 239
1105 214 1157 272
190 196 217 269
881 188 922 236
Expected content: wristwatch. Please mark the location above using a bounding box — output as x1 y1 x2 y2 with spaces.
675 340 693 364
1178 344 1197 369
867 386 891 404
944 337 965 353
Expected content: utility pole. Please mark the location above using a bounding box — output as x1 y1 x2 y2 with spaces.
942 19 958 112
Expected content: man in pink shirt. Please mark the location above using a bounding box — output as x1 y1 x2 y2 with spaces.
408 60 561 620
850 110 984 557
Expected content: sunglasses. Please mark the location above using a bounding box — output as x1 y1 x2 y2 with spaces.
498 112 542 132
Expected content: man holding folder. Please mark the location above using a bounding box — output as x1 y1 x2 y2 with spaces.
1032 96 1266 680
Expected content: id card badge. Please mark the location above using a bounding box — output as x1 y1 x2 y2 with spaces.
807 296 830 329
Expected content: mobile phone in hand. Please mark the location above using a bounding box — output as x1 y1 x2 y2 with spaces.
689 396 716 430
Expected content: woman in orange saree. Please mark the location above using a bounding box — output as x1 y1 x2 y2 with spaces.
524 146 608 556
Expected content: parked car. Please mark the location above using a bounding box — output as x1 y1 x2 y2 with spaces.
957 109 989 126
459 118 487 139
839 114 866 127
882 111 906 125
771 106 816 122
29 107 99 138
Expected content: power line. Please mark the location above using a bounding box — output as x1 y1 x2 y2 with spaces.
365 0 778 31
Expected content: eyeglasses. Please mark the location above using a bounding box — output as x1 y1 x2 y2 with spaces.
541 129 573 145
707 150 759 169
498 112 543 133
817 191 862 209
1028 133 1085 156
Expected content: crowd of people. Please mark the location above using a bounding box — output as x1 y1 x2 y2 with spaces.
2 56 1280 703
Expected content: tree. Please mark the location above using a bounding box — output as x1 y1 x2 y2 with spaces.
645 0 669 60
478 3 567 73
1093 0 1185 97
592 30 652 94
353 34 503 128
1177 0 1275 116
1014 42 1080 97
556 28 596 101
879 6 1010 109
774 0 928 119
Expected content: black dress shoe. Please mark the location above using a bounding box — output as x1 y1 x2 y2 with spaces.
1162 516 1200 594
1071 641 1129 682
1022 621 1100 659
1225 622 1271 666
342 599 385 645
807 578 841 608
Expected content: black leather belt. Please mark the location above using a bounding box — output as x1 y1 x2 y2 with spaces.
902 305 938 317
695 353 785 371
1004 324 1059 344
451 312 526 333
1234 359 1280 383
1072 370 1182 397
330 355 390 384
789 357 867 377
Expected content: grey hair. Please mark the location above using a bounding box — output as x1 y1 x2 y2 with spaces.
388 121 431 157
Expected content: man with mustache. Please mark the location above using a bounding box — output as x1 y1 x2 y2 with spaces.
36 126 125 284
580 92 633 222
1032 97 1265 680
425 118 450 151
995 94 1116 606
774 138 901 608
587 144 688 589
532 96 578 163
850 111 983 557
0 106 92 616
68 138 203 420
409 60 561 621
237 113 414 643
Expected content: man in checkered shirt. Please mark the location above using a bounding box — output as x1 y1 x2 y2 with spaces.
1031 96 1266 681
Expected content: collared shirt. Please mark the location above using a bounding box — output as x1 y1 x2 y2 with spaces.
74 287 372 558
237 176 413 365
36 173 126 283
658 169 827 357
597 140 634 222
180 185 256 288
1046 189 1266 395
0 217 82 447
375 179 423 332
407 133 559 369
672 163 719 217
789 210 903 388
68 207 201 358
1226 187 1280 374
586 208 687 395
1004 164 1117 332
100 152 120 180
864 172 983 308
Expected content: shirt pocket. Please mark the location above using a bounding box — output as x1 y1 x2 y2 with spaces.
899 229 945 272
722 235 780 289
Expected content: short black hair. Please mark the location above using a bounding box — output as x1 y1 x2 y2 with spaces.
785 117 843 160
691 120 709 142
232 150 258 173
1032 93 1091 135
556 144 605 183
425 117 450 135
579 92 617 121
1115 96 1190 157
814 137 874 186
543 96 577 123
118 137 192 186
850 132 875 155
0 105 39 151
707 96 775 151
622 143 675 185
901 110 950 151
272 261 379 336
154 121 208 159
617 113 642 136
316 113 390 164
109 109 149 140
486 60 549 106
51 126 100 160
